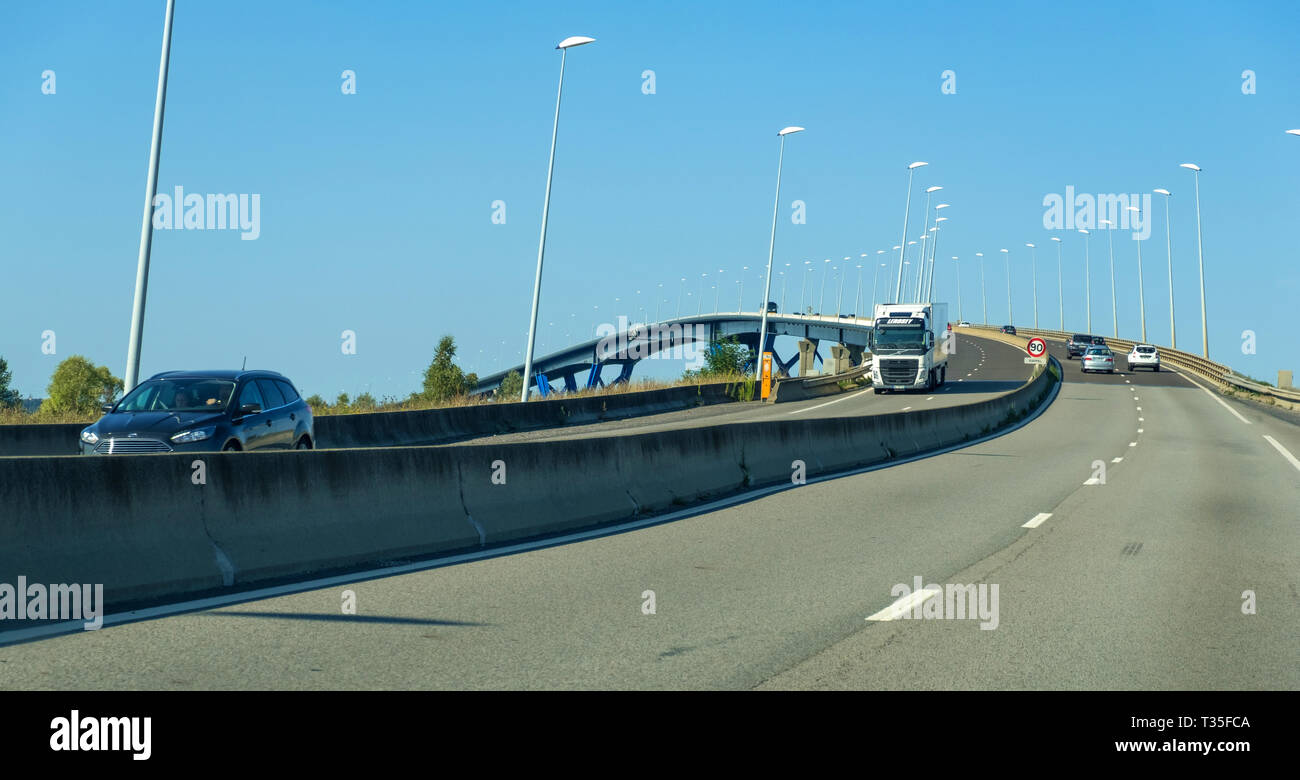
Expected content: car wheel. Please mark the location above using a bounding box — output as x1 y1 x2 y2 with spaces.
295 436 312 450
222 441 241 452
1154 365 1160 372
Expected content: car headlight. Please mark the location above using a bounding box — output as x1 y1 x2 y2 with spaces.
80 429 99 445
171 427 214 444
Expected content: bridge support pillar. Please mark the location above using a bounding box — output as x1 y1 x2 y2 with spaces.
797 339 819 377
830 345 850 375
845 344 864 368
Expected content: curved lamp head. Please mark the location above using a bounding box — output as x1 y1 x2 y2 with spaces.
1154 188 1171 196
926 185 943 193
1078 229 1089 235
908 161 929 170
557 36 596 49
1287 129 1300 136
976 252 983 257
1000 248 1009 253
778 126 805 136
1025 243 1035 248
1126 205 1140 213
1180 163 1201 172
935 203 950 211
1099 219 1113 227
1051 237 1061 243
935 217 948 224
893 245 902 250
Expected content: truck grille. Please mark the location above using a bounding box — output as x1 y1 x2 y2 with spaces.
95 437 172 454
878 358 918 384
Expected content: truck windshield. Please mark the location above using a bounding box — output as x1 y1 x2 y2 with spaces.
873 326 926 350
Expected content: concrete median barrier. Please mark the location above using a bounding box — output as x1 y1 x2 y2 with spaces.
0 360 1058 620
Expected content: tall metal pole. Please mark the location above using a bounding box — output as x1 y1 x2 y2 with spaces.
522 46 569 401
1157 190 1176 349
953 257 962 321
1001 249 1012 325
926 227 941 300
1104 221 1117 338
977 252 987 325
1081 230 1092 333
895 164 924 300
124 0 176 394
818 259 830 313
913 189 936 298
1189 168 1208 357
871 263 881 309
799 265 809 314
780 273 787 312
1052 237 1063 331
1026 243 1038 329
854 265 863 318
1129 206 1147 342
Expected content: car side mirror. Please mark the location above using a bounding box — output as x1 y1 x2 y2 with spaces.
101 403 115 413
237 402 262 417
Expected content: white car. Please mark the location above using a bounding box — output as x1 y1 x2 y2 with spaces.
957 320 971 327
1126 344 1161 371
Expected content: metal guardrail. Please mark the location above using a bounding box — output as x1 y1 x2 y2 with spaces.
964 325 1300 404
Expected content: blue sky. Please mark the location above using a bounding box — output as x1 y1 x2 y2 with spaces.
2 0 1298 399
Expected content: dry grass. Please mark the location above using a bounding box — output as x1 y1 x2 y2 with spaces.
0 406 96 426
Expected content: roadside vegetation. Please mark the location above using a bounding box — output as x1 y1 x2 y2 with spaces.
0 335 762 425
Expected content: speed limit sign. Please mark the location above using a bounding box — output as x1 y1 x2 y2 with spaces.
1026 338 1047 358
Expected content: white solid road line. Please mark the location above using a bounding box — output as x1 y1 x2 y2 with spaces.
1112 457 1123 463
1263 435 1300 473
1022 512 1052 528
787 388 872 415
926 396 935 400
1174 369 1253 425
901 406 912 411
866 586 942 621
1129 442 1137 447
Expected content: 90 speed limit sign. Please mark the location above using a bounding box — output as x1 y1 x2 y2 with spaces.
1025 337 1047 364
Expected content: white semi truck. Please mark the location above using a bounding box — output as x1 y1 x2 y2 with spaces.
868 302 950 393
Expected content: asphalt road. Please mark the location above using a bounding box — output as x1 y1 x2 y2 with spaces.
2 337 1294 689
451 334 1032 446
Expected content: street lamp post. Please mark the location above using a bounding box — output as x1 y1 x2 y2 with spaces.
1100 218 1117 338
1026 243 1038 329
676 276 686 316
1000 249 1012 325
1051 237 1063 331
1181 163 1208 357
836 256 850 316
757 126 804 373
952 256 961 321
124 0 177 394
895 162 929 300
927 218 946 299
818 258 831 313
1079 229 1092 332
521 34 596 401
976 252 987 325
1127 205 1147 342
913 185 942 299
1154 189 1174 348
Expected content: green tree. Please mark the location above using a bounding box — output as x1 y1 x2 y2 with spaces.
40 355 123 416
421 335 468 404
0 356 20 409
334 392 351 411
352 392 377 411
304 393 327 411
497 370 523 400
692 335 752 378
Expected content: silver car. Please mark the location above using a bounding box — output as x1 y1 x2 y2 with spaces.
1127 344 1160 371
1081 346 1115 373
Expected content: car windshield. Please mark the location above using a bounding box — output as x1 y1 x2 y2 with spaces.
1086 348 1111 356
115 378 236 412
873 325 926 350
1137 347 1156 354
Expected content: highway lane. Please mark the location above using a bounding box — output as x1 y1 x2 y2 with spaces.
447 334 1032 446
2 338 1292 689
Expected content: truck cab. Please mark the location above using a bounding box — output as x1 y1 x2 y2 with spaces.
868 302 949 393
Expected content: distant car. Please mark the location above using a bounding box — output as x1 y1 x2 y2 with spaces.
1066 333 1103 359
1127 344 1161 371
766 301 778 313
1081 346 1115 374
957 320 972 327
79 370 314 454
1000 325 1018 335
